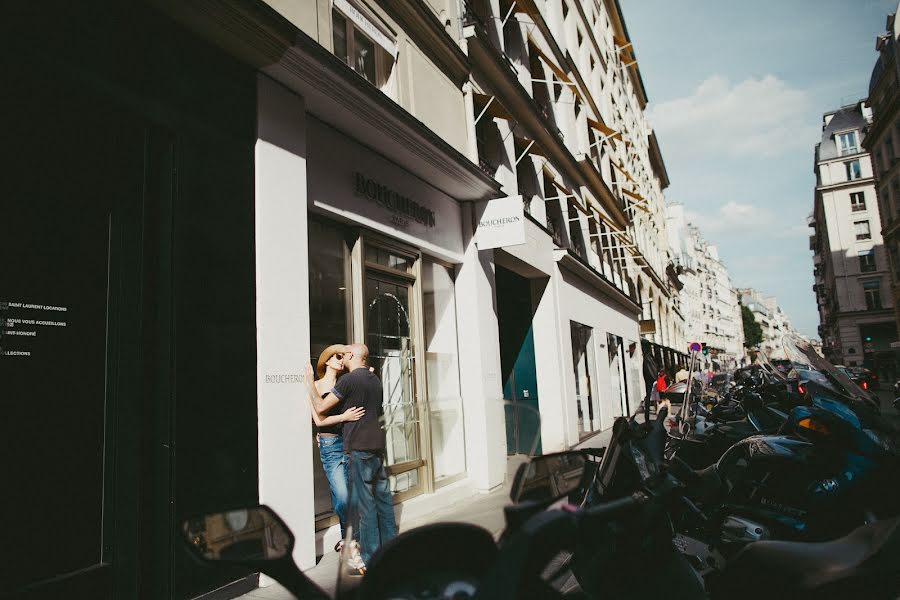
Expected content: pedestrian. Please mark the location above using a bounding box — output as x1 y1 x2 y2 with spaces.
311 343 397 571
653 368 667 409
303 345 365 552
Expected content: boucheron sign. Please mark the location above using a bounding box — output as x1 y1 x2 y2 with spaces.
354 172 436 228
475 195 525 250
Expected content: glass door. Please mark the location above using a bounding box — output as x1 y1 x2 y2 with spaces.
363 245 424 499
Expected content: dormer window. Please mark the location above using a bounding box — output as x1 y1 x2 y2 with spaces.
837 131 859 156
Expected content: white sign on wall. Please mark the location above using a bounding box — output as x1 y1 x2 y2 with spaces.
475 196 526 250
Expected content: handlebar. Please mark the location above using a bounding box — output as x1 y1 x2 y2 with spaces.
578 491 648 524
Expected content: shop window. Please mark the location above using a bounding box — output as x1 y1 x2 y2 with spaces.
607 333 628 417
365 245 413 273
571 321 597 439
308 219 353 523
332 6 395 93
423 260 466 485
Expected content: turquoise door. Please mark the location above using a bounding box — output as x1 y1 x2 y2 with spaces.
496 266 542 455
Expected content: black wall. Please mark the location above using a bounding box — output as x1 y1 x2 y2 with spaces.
2 4 260 598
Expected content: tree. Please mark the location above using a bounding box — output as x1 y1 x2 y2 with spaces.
741 304 763 348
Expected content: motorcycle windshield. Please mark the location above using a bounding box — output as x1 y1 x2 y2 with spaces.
755 347 788 383
784 335 869 403
784 335 900 453
335 394 542 596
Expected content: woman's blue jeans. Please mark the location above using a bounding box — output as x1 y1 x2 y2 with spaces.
318 434 349 538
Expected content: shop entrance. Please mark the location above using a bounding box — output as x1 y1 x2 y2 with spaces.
495 266 542 455
364 244 425 499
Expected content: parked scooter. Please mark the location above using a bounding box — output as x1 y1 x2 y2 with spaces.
179 391 900 599
664 336 900 573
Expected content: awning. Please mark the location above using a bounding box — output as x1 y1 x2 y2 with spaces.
587 117 620 138
512 0 542 24
514 134 546 158
612 34 632 51
613 33 637 64
612 160 635 182
623 189 649 213
473 92 515 122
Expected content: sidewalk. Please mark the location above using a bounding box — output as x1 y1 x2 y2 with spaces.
236 423 623 600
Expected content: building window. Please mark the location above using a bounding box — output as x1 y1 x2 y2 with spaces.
864 280 882 310
845 159 862 181
854 220 871 240
332 7 395 90
887 136 896 164
570 321 597 439
850 191 866 212
892 243 900 279
859 249 876 273
422 260 466 485
837 131 858 156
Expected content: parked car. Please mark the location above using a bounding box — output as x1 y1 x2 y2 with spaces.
771 359 793 374
836 365 878 392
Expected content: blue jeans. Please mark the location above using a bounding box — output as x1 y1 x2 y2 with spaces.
348 450 398 563
318 435 349 538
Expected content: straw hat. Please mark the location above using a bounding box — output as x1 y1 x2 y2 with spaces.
316 344 347 378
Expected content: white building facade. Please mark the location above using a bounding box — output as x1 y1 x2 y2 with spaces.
737 287 797 358
667 204 745 368
811 101 896 369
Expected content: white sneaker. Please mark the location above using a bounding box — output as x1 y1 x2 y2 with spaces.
344 540 366 574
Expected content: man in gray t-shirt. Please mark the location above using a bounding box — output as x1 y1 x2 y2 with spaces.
315 343 396 567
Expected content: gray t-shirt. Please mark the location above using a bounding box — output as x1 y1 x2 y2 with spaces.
332 367 385 451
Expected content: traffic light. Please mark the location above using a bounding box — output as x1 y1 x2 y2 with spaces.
865 335 873 342
701 343 709 356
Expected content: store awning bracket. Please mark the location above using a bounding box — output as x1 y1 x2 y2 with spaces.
474 95 496 126
515 139 536 165
499 1 518 26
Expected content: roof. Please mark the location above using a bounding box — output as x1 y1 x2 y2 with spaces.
816 103 869 162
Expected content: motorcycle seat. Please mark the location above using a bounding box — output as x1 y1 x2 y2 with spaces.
719 516 900 596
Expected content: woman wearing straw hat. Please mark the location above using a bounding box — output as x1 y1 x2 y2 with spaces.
305 344 364 551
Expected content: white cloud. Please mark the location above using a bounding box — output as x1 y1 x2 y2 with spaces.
647 75 818 158
685 200 774 233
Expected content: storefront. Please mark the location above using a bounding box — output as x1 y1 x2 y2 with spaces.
303 117 470 536
555 256 644 443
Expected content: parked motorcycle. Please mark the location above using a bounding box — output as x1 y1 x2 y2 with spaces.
180 397 900 599
663 336 900 574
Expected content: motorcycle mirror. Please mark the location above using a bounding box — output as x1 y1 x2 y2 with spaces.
509 451 588 504
182 505 293 564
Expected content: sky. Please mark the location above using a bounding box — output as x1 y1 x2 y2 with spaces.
619 0 898 337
